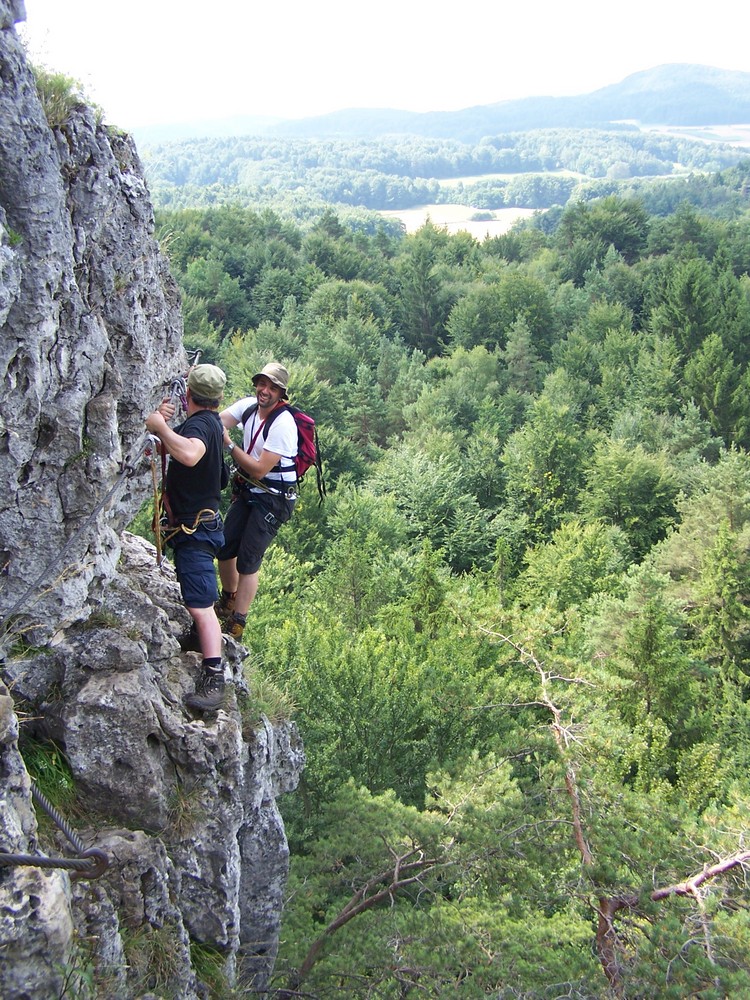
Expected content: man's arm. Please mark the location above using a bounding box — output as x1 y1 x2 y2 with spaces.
228 440 282 480
145 410 206 467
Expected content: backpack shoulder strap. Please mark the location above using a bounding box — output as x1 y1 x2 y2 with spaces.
259 402 291 439
241 402 258 427
242 402 291 433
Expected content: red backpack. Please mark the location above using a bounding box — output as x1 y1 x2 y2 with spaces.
241 402 326 502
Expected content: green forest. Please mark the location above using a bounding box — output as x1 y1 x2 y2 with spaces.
141 128 750 217
141 162 750 997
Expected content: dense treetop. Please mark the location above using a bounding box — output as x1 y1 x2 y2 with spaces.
140 174 750 996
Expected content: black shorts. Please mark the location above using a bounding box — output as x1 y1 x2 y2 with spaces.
217 492 295 575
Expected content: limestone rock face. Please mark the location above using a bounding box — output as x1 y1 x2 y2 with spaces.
0 6 305 997
1 533 305 999
0 0 184 634
0 678 76 1000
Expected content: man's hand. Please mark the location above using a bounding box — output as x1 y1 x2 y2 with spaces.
158 399 176 421
145 410 168 435
146 398 176 435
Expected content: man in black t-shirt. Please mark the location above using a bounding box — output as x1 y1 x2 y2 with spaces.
146 364 228 713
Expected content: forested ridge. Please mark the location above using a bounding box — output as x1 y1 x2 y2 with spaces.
134 64 750 147
143 167 750 996
257 65 750 142
142 127 750 217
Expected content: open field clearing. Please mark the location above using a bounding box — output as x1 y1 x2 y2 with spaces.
438 169 585 188
379 204 538 238
641 123 750 148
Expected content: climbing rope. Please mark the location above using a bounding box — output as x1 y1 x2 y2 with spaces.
148 435 165 568
0 783 109 880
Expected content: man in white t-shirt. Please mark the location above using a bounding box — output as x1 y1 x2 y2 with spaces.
216 362 298 639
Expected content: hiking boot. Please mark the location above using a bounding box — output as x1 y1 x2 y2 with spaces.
214 590 236 623
223 614 246 640
184 665 226 713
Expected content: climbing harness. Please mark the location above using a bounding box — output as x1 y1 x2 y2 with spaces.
232 469 295 498
0 783 109 880
159 508 222 547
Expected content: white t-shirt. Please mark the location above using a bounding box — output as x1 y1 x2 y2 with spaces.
226 397 298 495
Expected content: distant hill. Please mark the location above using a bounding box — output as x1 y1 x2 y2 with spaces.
133 65 750 147
268 66 750 142
131 114 284 147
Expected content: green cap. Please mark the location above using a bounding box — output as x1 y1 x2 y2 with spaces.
188 364 226 400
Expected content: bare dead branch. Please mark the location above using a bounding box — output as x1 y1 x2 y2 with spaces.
492 630 650 993
651 850 750 901
287 849 443 992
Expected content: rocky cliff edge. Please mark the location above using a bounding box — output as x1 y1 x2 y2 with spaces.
0 4 304 997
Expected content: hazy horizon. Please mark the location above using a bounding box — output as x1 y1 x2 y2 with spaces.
19 0 750 132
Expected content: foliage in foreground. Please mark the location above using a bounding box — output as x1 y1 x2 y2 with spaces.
31 65 102 129
138 187 750 996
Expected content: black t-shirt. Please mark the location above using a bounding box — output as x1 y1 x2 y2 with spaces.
166 409 224 522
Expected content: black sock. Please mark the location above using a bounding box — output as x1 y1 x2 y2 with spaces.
202 657 222 671
231 612 247 625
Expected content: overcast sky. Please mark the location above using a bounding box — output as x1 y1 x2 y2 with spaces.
18 0 750 130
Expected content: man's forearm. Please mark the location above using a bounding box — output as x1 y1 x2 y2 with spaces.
229 442 280 479
159 426 205 466
146 412 205 467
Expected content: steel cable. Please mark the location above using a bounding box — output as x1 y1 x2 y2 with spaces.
0 783 109 879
